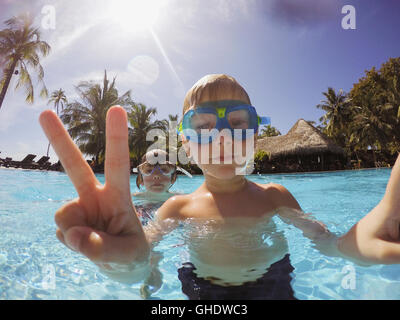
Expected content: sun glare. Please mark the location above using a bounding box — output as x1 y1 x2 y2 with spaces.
107 0 163 31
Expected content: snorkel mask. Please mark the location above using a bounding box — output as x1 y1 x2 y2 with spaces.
132 162 193 178
178 100 271 144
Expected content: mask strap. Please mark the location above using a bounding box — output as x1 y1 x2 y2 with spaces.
176 166 193 178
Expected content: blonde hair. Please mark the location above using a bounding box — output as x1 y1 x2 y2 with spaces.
182 74 251 115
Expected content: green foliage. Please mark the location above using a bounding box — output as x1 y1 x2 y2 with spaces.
316 57 400 160
60 71 131 163
127 102 166 162
253 150 270 172
48 89 67 115
46 88 68 156
254 150 270 162
0 13 51 109
258 125 281 138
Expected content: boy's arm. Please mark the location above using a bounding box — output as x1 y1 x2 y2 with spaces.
273 185 370 263
273 184 333 240
273 151 400 265
337 153 400 264
272 185 341 259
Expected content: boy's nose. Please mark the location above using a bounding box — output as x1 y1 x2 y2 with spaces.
217 132 232 145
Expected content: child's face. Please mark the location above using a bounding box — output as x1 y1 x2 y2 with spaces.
142 170 173 193
183 99 258 180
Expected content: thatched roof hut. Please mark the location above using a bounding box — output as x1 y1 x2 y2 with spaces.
256 119 345 160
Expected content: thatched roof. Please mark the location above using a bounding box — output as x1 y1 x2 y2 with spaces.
256 119 345 159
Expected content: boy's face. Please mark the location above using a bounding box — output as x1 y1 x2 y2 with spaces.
141 169 173 193
183 99 258 180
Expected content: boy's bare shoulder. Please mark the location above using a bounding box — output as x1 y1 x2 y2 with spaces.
155 193 191 221
255 182 302 211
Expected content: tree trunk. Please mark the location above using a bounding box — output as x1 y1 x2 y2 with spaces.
372 148 377 167
354 150 359 161
321 153 324 171
46 142 51 157
0 58 19 110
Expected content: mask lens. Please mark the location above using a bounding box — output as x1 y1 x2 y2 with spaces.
190 112 217 133
139 163 176 176
227 109 250 129
139 163 154 175
159 164 175 175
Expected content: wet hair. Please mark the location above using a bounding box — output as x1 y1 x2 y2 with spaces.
136 149 177 189
182 74 251 116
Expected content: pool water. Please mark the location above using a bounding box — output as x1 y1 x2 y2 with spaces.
0 167 399 300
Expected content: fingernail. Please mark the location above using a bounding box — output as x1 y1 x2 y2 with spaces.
66 230 82 252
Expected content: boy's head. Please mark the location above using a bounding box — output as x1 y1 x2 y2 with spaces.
181 74 260 180
182 74 251 116
136 149 177 193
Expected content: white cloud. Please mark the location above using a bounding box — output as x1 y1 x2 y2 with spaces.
126 55 160 85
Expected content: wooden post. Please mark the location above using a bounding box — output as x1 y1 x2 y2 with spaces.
321 154 324 170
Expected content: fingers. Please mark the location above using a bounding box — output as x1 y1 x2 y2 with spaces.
39 110 99 198
105 106 131 196
64 226 150 264
56 229 67 246
55 199 88 234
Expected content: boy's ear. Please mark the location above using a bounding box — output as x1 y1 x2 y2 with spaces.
171 171 177 184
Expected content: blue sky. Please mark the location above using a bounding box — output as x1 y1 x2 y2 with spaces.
0 0 399 162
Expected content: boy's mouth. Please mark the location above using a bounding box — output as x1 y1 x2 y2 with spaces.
210 154 235 163
152 183 164 187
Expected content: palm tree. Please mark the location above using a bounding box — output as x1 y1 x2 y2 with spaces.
305 120 325 132
60 71 131 164
316 88 351 146
161 114 180 156
159 114 179 133
46 89 67 156
127 103 165 163
258 124 281 138
0 13 50 110
349 103 394 164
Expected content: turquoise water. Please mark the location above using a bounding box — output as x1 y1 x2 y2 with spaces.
0 167 399 300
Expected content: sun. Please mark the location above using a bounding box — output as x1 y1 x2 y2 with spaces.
106 0 164 31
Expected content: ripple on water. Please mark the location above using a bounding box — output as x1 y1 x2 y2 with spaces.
1 168 399 299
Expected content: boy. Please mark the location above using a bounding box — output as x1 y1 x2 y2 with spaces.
133 149 180 201
39 74 400 299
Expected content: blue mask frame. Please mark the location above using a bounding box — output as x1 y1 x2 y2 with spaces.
178 103 271 144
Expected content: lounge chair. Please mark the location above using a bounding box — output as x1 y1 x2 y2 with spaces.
3 157 12 168
49 160 63 172
40 161 52 170
36 156 51 170
21 154 40 169
10 154 38 169
36 156 50 166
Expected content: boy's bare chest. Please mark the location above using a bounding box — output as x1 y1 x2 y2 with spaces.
182 187 278 219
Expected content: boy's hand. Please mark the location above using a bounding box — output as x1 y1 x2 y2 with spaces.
39 106 150 265
338 153 400 264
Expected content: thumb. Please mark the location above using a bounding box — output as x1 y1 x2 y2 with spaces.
64 226 149 264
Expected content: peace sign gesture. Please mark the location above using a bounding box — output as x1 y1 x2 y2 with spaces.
39 106 150 266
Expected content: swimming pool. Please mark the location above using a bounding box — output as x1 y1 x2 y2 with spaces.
0 167 399 299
